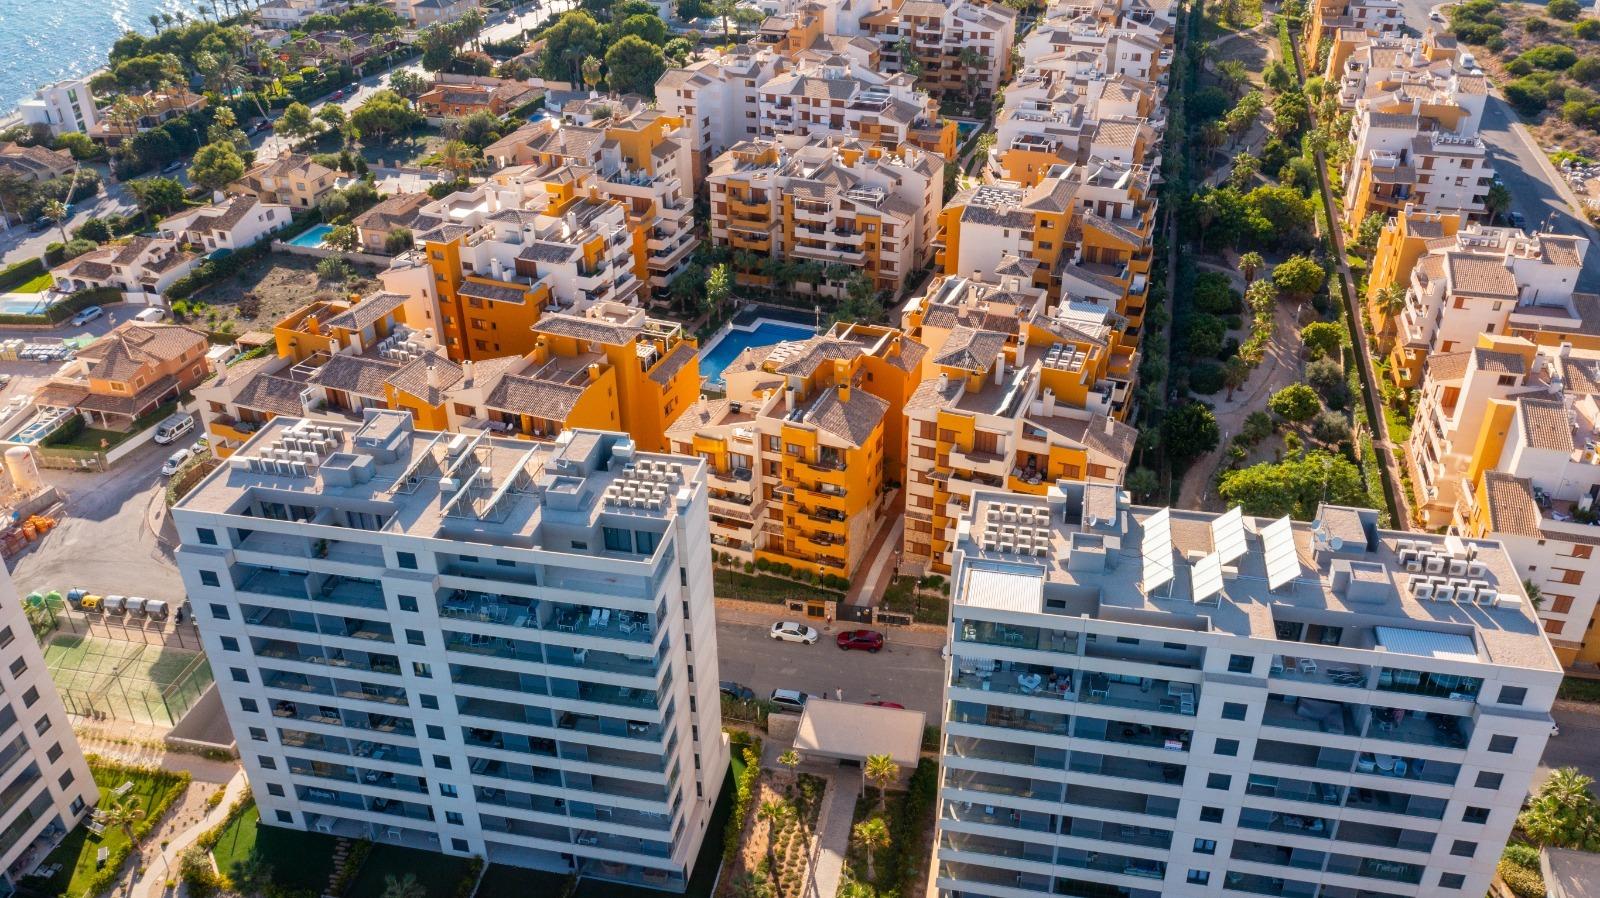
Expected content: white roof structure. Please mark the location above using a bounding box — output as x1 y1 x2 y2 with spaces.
1375 626 1478 663
794 700 926 768
1212 505 1247 564
1141 506 1174 593
1262 515 1301 591
963 567 1045 613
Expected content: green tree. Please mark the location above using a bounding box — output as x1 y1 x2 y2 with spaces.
852 817 891 883
276 101 318 144
456 111 503 148
612 12 669 45
1374 283 1407 319
777 749 800 781
1217 450 1367 519
1485 181 1513 224
187 140 246 193
1269 384 1321 423
387 69 430 105
539 11 605 83
39 199 70 245
705 263 733 317
325 224 360 252
1125 467 1159 501
1354 211 1386 250
125 176 187 216
1520 768 1600 849
1228 152 1259 189
1272 255 1326 301
1187 313 1227 359
1311 409 1351 444
1162 403 1220 464
1300 321 1343 360
437 139 480 180
384 227 414 254
604 35 668 96
102 796 147 847
381 874 426 898
1223 356 1251 400
1241 410 1276 443
1549 0 1581 20
1306 357 1351 409
350 90 422 141
54 132 98 160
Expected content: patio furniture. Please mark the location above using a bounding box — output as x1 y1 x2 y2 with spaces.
111 781 134 798
95 848 109 868
1017 672 1043 694
1270 655 1285 675
1298 658 1317 675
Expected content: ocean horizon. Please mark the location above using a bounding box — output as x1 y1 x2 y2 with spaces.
0 0 191 117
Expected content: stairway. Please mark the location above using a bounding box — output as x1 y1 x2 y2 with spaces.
322 837 353 898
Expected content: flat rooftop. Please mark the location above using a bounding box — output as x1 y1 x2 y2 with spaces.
954 485 1560 673
175 411 704 555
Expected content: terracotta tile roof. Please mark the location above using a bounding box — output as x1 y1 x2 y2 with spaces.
1424 350 1470 381
648 341 698 387
353 192 432 233
234 372 309 416
534 314 640 345
1083 415 1137 464
78 323 207 380
1482 471 1541 538
1446 254 1518 298
77 373 178 417
1473 348 1525 376
323 292 409 332
485 374 585 420
802 385 887 447
1541 235 1585 268
386 351 463 406
932 327 1009 370
1518 396 1574 452
310 354 401 397
666 398 732 439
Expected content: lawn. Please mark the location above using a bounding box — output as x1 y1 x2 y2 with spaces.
208 800 339 895
26 761 189 898
12 272 54 293
712 568 842 605
1559 676 1600 703
345 843 474 898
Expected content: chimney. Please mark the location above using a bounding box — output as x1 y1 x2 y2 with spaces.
937 372 949 393
1042 387 1056 415
1561 341 1574 360
994 351 1007 385
786 387 797 412
426 365 442 390
462 359 473 382
1104 416 1116 436
838 381 851 402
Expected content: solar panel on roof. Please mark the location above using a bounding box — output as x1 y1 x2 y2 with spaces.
1190 552 1224 604
1141 507 1174 593
1262 515 1301 591
1211 505 1247 565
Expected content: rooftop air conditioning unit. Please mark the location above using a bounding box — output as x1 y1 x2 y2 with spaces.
1412 581 1434 601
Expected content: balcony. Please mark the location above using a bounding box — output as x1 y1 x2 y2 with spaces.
1363 708 1470 750
949 445 1009 478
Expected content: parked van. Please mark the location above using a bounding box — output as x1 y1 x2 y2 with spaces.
125 597 147 617
153 413 194 444
102 595 127 615
144 599 170 621
134 308 167 323
769 689 813 713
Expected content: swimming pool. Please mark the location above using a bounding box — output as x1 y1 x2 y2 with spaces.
286 224 334 248
699 319 817 386
0 294 54 316
11 408 73 445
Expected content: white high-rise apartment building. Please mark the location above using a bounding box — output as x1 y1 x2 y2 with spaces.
17 77 98 137
935 482 1560 898
172 410 727 892
0 566 98 891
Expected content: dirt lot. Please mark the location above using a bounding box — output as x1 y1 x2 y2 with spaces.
180 253 382 331
1464 3 1600 161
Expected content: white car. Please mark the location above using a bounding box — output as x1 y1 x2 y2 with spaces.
160 448 192 477
70 305 104 327
769 621 819 644
1430 10 1444 21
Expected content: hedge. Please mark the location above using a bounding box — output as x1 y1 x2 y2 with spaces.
722 731 763 864
1498 860 1545 898
0 256 45 292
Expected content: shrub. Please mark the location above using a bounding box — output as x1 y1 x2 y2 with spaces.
722 734 764 863
1306 358 1351 408
1574 18 1600 38
1517 45 1579 71
179 846 224 898
0 256 44 291
1311 409 1351 444
755 557 771 571
1192 271 1241 314
1502 843 1541 871
1525 16 1551 33
1189 360 1225 394
1550 0 1581 20
1506 76 1554 115
1498 860 1546 898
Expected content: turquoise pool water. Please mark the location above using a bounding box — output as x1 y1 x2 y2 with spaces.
0 294 53 315
956 120 979 140
699 320 816 385
286 224 334 248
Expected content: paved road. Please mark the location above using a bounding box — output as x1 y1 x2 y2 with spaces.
1539 700 1600 788
7 433 185 603
714 613 947 718
0 179 138 268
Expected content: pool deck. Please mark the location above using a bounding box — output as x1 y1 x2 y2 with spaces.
698 316 817 386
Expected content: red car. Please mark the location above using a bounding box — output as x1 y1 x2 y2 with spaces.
836 629 885 652
869 701 905 709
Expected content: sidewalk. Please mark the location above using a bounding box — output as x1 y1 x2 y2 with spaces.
131 770 249 898
807 769 861 898
845 512 903 607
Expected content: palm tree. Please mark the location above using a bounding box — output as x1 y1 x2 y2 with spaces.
161 12 176 30
864 754 899 813
709 0 739 41
581 55 603 91
438 140 480 181
149 13 164 33
382 874 426 898
777 750 800 782
1520 767 1600 850
852 817 891 882
755 800 794 871
1485 181 1513 226
1238 251 1264 284
40 200 70 245
102 797 147 847
1223 356 1250 401
1374 283 1407 320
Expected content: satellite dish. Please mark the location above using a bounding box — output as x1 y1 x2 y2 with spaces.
1329 536 1344 552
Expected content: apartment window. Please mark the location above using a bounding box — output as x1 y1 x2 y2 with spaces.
1221 702 1247 721
231 668 249 684
259 756 276 770
604 527 631 552
1186 871 1209 885
240 698 258 713
1194 838 1216 855
1554 567 1584 585
21 686 38 708
440 784 459 797
248 727 267 743
267 783 285 797
1476 771 1503 790
220 636 239 652
427 725 445 740
276 810 293 824
1488 735 1517 754
1206 773 1231 790
46 743 62 763
1440 873 1466 889
413 662 433 678
209 602 230 620
197 528 217 545
406 629 426 647
1498 686 1528 706
200 571 221 588
1546 620 1565 635
7 656 24 677
396 551 418 570
1200 807 1224 823
1450 840 1477 858
1551 595 1575 614
34 716 51 736
1227 654 1254 674
420 695 439 710
398 595 419 612
445 811 464 825
433 755 452 769
452 838 469 852
58 770 75 790
1463 806 1490 824
0 627 10 650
